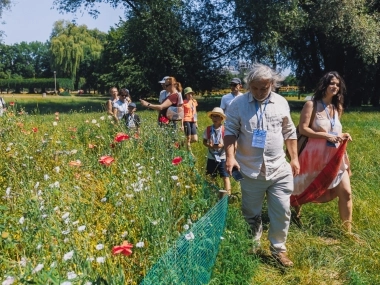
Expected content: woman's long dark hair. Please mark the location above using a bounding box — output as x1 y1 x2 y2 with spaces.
313 71 346 116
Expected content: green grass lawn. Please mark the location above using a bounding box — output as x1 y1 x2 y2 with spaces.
1 95 379 284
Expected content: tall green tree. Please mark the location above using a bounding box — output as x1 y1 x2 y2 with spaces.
232 0 380 106
0 41 51 79
50 20 104 86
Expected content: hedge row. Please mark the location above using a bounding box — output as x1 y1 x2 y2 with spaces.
0 78 74 92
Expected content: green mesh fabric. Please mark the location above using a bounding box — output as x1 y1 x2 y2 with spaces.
140 196 228 285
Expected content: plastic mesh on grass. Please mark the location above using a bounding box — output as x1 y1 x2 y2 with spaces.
140 195 228 285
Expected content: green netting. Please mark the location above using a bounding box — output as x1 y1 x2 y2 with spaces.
140 195 228 285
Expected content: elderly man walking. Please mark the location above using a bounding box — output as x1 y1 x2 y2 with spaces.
224 63 299 267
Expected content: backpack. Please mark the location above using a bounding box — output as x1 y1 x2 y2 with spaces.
206 125 225 140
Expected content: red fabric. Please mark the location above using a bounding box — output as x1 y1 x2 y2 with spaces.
290 140 347 206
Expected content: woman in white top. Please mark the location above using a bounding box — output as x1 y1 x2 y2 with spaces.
292 71 353 233
113 88 130 123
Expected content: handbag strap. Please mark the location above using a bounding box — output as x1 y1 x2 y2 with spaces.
308 100 317 128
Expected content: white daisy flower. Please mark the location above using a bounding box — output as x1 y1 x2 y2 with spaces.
95 244 104 250
53 122 58 126
19 216 25 224
63 250 74 261
32 263 44 273
78 225 86 232
185 232 195 241
183 224 189 230
100 116 105 120
136 241 145 248
43 174 50 181
67 272 77 280
96 257 105 263
19 257 27 267
91 119 97 124
61 212 70 220
2 276 15 285
171 176 178 180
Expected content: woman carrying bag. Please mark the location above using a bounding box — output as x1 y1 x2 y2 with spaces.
140 76 183 127
291 71 353 233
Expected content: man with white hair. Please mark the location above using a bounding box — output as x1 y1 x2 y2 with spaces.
224 63 299 267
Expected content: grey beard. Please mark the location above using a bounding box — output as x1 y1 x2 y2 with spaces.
252 92 271 102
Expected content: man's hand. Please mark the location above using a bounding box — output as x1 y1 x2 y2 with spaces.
289 159 300 177
226 157 240 176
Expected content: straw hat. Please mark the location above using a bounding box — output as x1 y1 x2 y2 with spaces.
207 107 226 120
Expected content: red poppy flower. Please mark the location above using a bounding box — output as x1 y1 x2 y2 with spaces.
174 142 180 149
112 241 133 256
9 102 15 106
99 155 115 166
32 127 38 133
159 116 169 124
68 127 77 132
16 122 24 128
114 133 130 142
88 144 96 149
172 156 183 165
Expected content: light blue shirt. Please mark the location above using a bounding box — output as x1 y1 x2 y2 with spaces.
225 92 296 179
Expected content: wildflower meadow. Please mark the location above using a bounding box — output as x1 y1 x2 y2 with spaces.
0 101 218 284
1 96 380 285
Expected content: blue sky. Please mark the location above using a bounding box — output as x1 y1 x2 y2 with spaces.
1 0 125 44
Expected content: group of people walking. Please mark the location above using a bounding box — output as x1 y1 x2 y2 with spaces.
110 63 353 268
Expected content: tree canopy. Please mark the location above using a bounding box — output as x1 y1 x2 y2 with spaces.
1 0 380 105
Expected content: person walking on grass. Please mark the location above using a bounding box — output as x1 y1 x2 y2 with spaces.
220 77 243 114
181 87 198 154
291 71 353 233
203 107 231 199
224 63 299 267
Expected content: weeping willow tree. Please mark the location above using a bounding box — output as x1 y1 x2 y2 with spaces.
50 20 104 85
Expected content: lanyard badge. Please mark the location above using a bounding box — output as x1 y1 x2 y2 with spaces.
251 97 269 149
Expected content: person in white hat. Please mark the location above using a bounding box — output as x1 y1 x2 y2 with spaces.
158 76 170 103
202 107 231 199
224 63 299 267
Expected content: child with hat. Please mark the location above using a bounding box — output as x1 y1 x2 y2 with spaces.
203 107 231 199
123 102 141 135
181 87 198 154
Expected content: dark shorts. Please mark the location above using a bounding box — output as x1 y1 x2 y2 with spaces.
184 121 197 136
206 158 229 178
